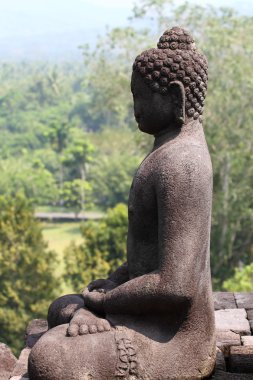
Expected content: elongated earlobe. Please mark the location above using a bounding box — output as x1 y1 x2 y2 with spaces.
169 81 185 125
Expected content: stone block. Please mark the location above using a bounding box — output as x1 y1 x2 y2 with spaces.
26 319 48 336
235 293 253 310
0 343 17 380
215 309 251 335
214 292 237 310
229 346 253 373
241 336 253 346
25 319 48 348
11 348 30 377
246 309 253 320
216 330 241 356
246 309 253 334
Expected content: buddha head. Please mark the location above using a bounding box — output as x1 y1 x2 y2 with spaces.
131 26 208 135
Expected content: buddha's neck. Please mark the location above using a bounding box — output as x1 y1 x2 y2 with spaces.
153 119 201 150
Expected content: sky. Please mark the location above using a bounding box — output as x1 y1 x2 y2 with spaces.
0 0 252 61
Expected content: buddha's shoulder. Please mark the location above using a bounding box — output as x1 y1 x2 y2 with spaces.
154 137 208 158
150 139 212 176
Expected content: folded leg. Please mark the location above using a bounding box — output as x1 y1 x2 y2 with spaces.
28 324 118 380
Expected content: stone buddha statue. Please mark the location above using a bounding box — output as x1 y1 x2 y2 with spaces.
28 27 216 379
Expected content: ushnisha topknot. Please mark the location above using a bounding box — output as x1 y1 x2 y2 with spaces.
133 26 208 122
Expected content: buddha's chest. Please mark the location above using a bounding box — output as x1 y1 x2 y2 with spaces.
127 165 159 277
127 154 163 277
128 158 159 264
128 160 156 223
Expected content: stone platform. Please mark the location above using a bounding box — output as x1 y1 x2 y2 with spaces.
3 292 253 379
212 292 253 379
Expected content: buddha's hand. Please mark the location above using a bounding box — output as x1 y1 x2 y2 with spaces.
87 278 117 294
82 287 105 314
67 308 110 337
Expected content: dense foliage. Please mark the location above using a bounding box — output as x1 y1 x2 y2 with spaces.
223 263 253 292
64 204 128 291
0 194 59 354
0 63 142 211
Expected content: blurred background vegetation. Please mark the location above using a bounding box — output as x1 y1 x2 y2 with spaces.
0 0 252 354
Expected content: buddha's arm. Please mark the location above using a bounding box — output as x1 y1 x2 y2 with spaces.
84 147 212 315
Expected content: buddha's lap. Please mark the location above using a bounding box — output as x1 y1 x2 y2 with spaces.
29 321 215 380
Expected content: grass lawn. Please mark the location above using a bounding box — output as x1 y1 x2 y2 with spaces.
42 222 83 257
42 222 83 293
37 205 102 213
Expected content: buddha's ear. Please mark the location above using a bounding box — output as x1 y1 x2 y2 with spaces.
169 81 185 125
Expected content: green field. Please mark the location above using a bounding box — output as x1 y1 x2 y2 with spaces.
42 222 83 293
42 222 83 256
42 222 82 273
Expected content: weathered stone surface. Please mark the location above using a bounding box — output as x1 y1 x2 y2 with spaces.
25 319 48 348
10 377 29 380
215 309 251 335
235 293 253 310
8 319 47 379
229 346 253 373
216 330 241 356
246 309 253 320
26 319 48 336
246 309 253 333
214 292 237 310
0 343 17 380
241 336 253 346
11 348 30 378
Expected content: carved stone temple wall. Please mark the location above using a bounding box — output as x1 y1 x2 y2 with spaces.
1 292 253 380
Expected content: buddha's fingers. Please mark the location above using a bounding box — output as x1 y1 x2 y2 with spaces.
68 323 79 337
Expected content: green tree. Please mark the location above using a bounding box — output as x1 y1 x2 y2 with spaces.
60 179 93 216
43 109 71 198
0 194 59 354
88 127 143 209
223 263 253 292
63 136 94 211
64 203 128 291
79 27 150 131
91 154 139 209
0 157 58 205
